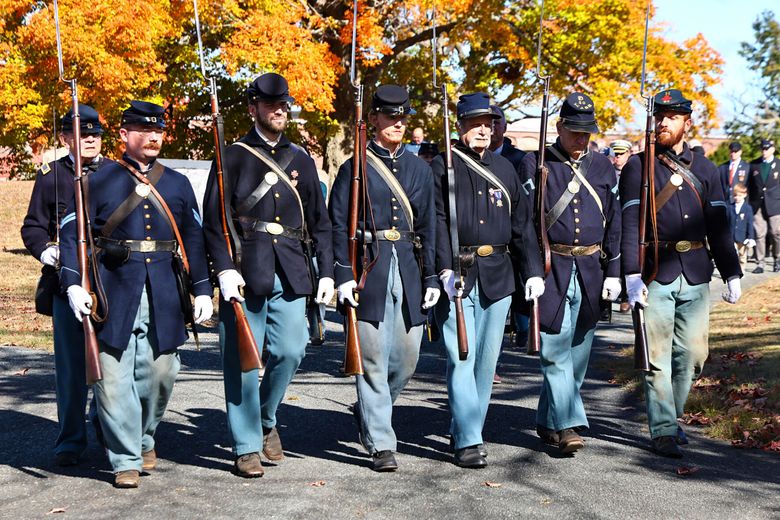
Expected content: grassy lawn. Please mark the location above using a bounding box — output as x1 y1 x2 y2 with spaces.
607 277 780 451
0 181 53 350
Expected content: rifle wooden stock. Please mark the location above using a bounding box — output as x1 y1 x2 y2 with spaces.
527 297 541 355
209 84 262 372
454 296 468 360
343 85 366 376
233 299 261 371
344 306 363 374
632 305 650 370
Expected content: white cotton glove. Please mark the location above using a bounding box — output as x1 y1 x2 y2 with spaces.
625 273 649 309
337 280 359 307
743 238 756 249
524 276 545 301
218 269 245 303
422 287 441 309
601 277 622 302
722 278 742 304
438 269 463 301
193 295 214 324
315 277 335 305
66 285 92 322
40 245 59 267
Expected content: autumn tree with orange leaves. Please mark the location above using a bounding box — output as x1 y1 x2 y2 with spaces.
1 0 723 176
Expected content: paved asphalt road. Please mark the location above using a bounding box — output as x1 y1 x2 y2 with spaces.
1 273 779 519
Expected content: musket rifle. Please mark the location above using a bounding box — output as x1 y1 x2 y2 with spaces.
527 0 552 356
633 2 657 371
431 3 468 360
53 0 102 384
342 0 369 375
193 0 261 371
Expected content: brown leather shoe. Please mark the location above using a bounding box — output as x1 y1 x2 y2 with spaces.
142 449 156 471
114 470 140 488
234 453 264 478
558 428 585 454
263 427 284 461
536 425 560 446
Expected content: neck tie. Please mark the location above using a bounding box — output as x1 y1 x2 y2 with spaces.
729 161 736 186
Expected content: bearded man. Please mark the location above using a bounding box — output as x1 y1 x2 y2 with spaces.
619 89 742 458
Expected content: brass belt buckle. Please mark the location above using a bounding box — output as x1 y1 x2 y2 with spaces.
570 245 587 256
675 240 691 253
476 245 494 257
139 240 155 253
266 222 284 235
384 229 401 241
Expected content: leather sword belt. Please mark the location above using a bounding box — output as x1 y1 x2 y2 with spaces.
239 218 305 241
360 229 417 243
96 237 177 253
459 244 509 257
549 243 601 256
655 240 704 253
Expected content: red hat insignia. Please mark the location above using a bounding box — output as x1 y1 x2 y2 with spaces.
662 91 673 103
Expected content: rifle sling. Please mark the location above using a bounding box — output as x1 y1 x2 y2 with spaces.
232 142 306 231
657 152 704 208
365 149 415 232
451 148 512 216
545 147 603 230
101 162 164 239
116 160 191 273
446 159 461 279
234 143 297 215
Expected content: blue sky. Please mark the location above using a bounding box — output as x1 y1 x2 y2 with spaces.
654 0 776 133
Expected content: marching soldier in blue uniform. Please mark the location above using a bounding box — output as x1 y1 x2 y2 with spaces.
330 85 439 472
202 73 335 478
620 89 742 458
520 93 622 454
60 101 213 487
21 104 108 467
433 92 544 468
747 139 780 273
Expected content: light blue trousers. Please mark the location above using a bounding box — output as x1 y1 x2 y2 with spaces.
94 286 180 473
355 248 423 453
643 275 710 438
52 294 89 456
435 282 511 449
219 273 308 456
537 266 595 432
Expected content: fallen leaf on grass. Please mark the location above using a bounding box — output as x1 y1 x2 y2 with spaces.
307 480 326 487
483 481 502 488
46 508 66 514
13 368 30 376
676 466 700 476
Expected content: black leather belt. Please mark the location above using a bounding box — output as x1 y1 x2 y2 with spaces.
239 218 305 241
359 229 417 243
96 237 177 253
550 243 601 256
655 240 704 253
459 244 509 257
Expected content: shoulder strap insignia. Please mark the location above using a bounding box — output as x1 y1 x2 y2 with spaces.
40 162 51 175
